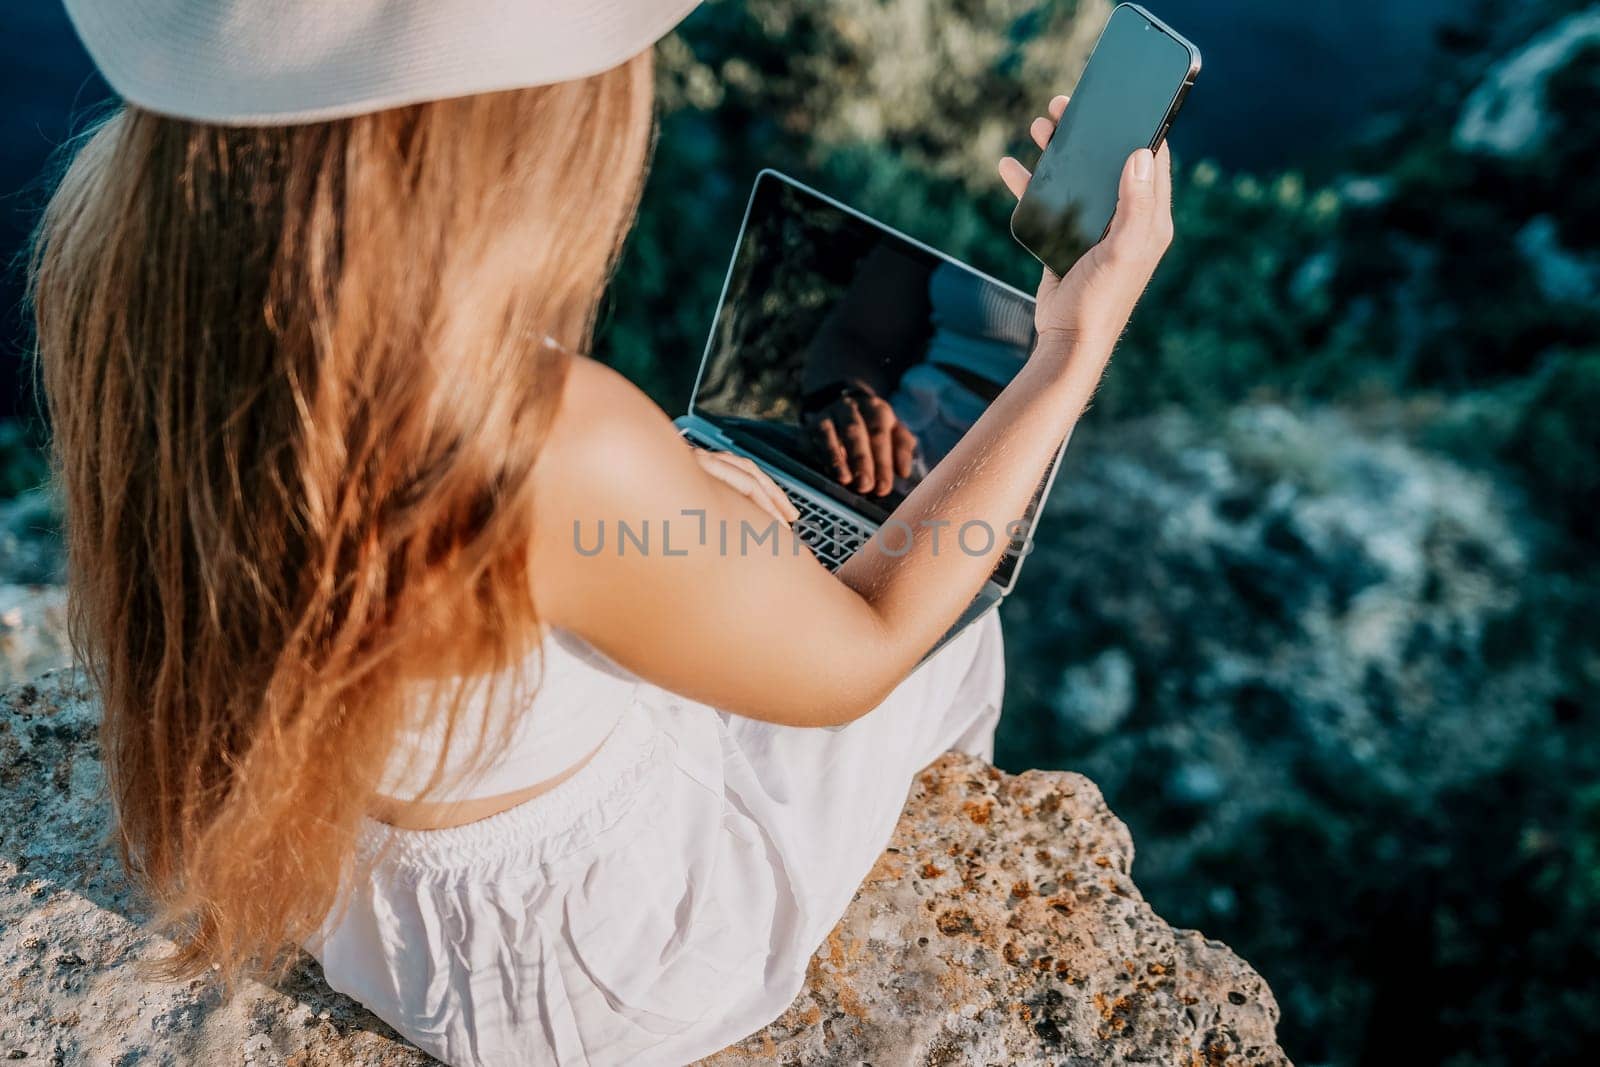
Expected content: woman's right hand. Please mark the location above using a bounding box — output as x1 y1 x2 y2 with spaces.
999 94 1174 363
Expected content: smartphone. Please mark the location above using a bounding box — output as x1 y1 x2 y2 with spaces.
1010 3 1200 274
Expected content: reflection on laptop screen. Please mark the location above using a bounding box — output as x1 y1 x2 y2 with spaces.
693 175 1040 549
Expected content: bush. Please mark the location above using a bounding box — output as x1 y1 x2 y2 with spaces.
1502 350 1600 546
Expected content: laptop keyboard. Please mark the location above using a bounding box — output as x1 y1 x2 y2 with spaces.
782 485 874 571
679 428 874 570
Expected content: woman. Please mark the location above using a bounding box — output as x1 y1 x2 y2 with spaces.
33 2 1172 1064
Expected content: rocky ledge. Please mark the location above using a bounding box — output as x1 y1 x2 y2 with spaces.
0 670 1288 1065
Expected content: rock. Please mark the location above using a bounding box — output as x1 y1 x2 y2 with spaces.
1054 647 1136 738
0 489 64 589
0 670 1288 1066
0 672 429 1067
0 586 70 690
703 756 1287 1066
1454 7 1600 157
1005 401 1549 849
1516 214 1600 304
1166 761 1226 809
0 483 72 689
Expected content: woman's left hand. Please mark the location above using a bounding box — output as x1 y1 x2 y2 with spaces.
999 93 1174 359
691 448 799 525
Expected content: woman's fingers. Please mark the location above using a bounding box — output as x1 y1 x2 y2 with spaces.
892 423 917 479
863 396 897 496
840 403 876 491
1103 148 1159 253
1152 142 1174 247
1030 95 1071 148
695 450 799 523
998 156 1031 200
1001 95 1069 199
725 453 800 523
1030 116 1055 150
711 463 781 522
816 418 851 485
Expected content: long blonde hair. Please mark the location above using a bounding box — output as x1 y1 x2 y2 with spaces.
30 53 655 981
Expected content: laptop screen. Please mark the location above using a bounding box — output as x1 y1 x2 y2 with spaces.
691 172 1053 588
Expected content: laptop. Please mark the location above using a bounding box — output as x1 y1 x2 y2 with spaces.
676 170 1070 656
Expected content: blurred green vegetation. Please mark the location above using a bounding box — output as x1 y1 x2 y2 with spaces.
1505 352 1600 547
0 419 49 499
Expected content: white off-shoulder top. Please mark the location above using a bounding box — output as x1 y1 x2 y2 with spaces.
375 627 637 802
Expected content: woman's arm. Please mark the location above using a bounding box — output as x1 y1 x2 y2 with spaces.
532 108 1171 727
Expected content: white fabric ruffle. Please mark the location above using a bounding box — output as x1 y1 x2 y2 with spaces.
313 611 1004 1066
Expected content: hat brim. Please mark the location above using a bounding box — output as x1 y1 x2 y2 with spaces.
64 0 700 125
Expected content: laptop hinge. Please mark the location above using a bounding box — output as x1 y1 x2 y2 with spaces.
674 413 734 450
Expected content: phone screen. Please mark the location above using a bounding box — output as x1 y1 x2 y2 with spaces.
1011 5 1197 273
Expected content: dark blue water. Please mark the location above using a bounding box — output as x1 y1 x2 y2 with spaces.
0 6 109 418
0 1 1463 416
1155 0 1462 170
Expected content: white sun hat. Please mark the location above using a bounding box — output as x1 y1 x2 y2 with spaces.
61 0 701 126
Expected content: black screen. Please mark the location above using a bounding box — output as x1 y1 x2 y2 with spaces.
1010 4 1197 273
692 175 1048 586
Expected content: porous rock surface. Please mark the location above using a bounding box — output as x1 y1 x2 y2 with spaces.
0 486 71 689
703 757 1288 1066
0 585 69 690
0 670 1287 1066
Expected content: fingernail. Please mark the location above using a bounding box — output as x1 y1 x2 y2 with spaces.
1133 150 1153 181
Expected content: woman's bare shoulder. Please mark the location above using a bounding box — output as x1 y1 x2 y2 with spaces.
553 353 661 428
535 354 692 513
